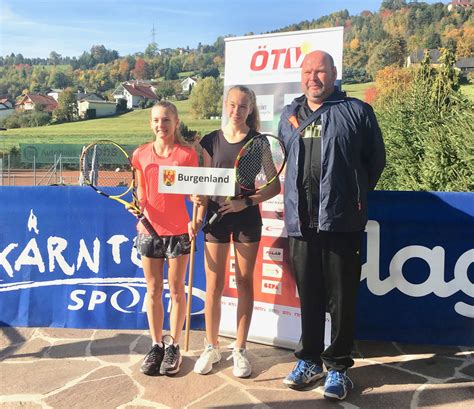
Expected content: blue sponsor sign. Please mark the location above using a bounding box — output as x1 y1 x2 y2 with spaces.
0 187 206 330
0 188 472 346
358 191 473 346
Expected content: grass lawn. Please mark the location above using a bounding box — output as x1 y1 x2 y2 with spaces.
461 83 474 100
342 82 374 100
0 99 220 152
2 82 472 153
0 86 374 152
177 71 198 78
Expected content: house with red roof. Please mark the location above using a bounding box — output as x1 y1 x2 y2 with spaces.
112 81 159 109
16 93 58 112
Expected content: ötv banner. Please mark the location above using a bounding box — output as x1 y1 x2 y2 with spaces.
223 27 343 132
0 187 472 346
220 28 343 346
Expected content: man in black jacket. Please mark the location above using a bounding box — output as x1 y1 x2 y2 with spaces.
278 50 386 400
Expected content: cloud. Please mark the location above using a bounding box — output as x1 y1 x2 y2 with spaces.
0 2 103 36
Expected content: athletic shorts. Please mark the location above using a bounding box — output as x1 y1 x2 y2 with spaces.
135 233 191 259
205 223 261 244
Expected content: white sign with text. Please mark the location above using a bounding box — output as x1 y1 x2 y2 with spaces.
158 166 235 196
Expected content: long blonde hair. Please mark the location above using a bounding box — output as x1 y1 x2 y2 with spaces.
226 85 260 131
151 100 188 145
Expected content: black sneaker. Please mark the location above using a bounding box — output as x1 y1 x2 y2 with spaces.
160 339 182 375
140 343 165 376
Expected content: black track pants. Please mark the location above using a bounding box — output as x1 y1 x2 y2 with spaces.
289 229 363 371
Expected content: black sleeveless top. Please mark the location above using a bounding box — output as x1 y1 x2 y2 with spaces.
200 129 262 227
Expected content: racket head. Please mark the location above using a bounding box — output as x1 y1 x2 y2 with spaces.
80 140 134 198
235 133 287 193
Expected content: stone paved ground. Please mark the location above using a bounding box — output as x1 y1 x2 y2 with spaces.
0 327 473 408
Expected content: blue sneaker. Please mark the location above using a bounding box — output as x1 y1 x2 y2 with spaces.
324 370 354 400
283 359 324 389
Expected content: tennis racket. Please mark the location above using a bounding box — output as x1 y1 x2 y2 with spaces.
202 133 287 232
80 140 159 239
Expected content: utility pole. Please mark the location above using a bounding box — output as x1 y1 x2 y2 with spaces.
150 24 160 56
151 24 157 45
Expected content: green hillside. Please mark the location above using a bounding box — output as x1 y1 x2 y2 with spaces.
0 84 375 152
1 83 473 154
0 99 220 152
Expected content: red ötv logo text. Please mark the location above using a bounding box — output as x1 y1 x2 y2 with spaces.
250 46 305 72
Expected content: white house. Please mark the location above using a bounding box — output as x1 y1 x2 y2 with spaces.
180 77 198 93
0 98 14 120
78 99 117 119
112 82 159 109
46 88 63 101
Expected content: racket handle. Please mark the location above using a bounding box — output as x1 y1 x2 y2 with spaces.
138 215 160 240
202 212 222 234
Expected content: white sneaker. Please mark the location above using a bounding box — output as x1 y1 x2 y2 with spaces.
229 348 251 378
194 343 221 375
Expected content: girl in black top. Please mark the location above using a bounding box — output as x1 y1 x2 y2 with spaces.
193 85 280 378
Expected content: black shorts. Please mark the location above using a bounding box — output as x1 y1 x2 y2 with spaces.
135 233 191 259
205 223 261 244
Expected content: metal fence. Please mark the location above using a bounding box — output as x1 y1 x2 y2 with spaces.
0 153 81 186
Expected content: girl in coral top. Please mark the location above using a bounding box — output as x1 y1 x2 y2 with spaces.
132 101 198 376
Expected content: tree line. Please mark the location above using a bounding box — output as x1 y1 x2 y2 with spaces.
1 1 472 101
274 1 472 82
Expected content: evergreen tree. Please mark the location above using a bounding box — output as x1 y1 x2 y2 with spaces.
377 49 473 192
48 51 62 66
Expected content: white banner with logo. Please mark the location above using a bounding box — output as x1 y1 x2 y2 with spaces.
224 27 343 85
220 28 344 348
158 166 235 196
223 27 343 135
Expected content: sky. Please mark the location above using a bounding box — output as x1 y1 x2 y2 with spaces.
0 0 443 59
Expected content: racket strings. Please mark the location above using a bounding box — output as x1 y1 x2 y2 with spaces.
81 143 133 196
236 137 284 191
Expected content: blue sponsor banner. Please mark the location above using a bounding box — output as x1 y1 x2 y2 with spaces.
0 187 473 346
0 187 206 330
359 191 473 346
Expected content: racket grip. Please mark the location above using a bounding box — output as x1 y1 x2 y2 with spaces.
138 215 160 240
202 212 222 234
